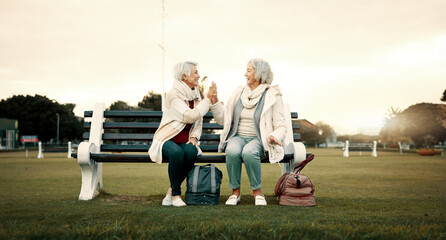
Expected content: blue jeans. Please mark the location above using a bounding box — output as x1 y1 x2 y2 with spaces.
225 135 264 190
162 140 198 196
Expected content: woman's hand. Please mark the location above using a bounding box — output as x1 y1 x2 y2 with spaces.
207 81 219 104
187 137 199 147
267 136 282 146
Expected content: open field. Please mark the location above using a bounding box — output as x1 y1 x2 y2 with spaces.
0 149 445 239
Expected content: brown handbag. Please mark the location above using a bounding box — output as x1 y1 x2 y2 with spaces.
274 154 315 206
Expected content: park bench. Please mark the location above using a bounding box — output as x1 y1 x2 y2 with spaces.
73 103 308 200
342 140 377 157
37 142 73 158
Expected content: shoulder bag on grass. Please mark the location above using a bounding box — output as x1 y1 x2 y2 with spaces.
274 154 315 206
185 164 223 205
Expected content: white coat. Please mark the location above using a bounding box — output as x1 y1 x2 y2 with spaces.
210 85 287 163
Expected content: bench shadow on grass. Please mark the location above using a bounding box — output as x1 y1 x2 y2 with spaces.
96 190 281 206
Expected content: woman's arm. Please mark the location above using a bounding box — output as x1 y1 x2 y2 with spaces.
170 98 211 124
269 96 287 142
210 102 225 125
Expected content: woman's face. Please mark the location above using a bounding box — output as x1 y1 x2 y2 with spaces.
245 62 258 87
183 65 200 89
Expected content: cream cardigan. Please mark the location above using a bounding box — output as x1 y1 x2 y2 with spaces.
148 88 211 164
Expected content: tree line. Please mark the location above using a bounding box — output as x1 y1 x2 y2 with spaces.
0 95 83 143
0 92 163 143
1 89 445 148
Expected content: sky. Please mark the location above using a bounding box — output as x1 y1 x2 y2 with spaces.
0 0 445 135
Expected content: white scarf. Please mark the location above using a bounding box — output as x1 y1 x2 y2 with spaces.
240 84 269 109
172 80 201 101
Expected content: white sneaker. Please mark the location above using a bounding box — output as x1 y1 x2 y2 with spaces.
225 195 241 205
162 194 172 206
162 188 172 206
255 195 267 206
171 197 187 207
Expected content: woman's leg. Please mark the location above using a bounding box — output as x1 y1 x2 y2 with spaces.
225 135 247 195
162 140 185 196
241 137 263 194
179 142 198 184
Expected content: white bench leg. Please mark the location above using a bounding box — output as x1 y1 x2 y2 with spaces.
78 142 102 200
371 140 378 157
37 141 44 158
343 140 349 157
67 141 72 158
282 142 306 174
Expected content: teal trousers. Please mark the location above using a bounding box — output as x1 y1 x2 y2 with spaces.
162 140 197 196
225 135 264 190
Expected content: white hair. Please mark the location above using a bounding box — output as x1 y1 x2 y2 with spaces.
172 61 198 81
249 58 273 84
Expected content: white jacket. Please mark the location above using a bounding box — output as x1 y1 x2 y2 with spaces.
148 88 211 164
210 85 287 163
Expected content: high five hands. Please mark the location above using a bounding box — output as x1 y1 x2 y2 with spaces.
207 81 219 104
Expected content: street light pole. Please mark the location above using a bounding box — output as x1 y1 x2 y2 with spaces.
56 113 60 144
160 0 166 110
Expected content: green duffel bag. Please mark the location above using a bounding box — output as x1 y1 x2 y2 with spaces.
185 164 223 205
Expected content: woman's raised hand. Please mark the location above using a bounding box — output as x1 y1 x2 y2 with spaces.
207 81 219 104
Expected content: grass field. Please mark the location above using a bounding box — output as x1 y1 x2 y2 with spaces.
0 149 445 239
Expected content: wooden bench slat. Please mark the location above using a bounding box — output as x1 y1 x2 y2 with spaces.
83 111 250 119
103 122 159 129
83 132 302 142
84 110 298 119
101 144 150 152
348 143 373 151
83 122 226 130
83 122 298 130
102 133 154 140
74 153 294 163
84 111 164 118
100 144 220 152
99 133 222 141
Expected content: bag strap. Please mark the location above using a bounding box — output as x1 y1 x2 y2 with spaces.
274 173 288 196
211 165 216 193
293 154 315 173
192 165 200 193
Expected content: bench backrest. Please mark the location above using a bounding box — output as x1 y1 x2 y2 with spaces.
82 110 301 153
348 143 373 148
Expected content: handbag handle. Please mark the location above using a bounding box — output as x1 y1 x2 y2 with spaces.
274 173 288 196
293 154 314 173
191 164 217 193
192 166 200 193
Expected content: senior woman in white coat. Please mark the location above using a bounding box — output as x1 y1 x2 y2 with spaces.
210 58 287 206
149 61 217 207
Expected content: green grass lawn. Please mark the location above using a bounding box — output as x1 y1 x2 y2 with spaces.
0 149 445 239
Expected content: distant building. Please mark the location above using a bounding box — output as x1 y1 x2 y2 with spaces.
295 119 317 129
293 119 319 145
0 118 19 149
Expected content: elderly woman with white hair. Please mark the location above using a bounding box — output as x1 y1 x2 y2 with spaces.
211 58 287 206
149 61 218 207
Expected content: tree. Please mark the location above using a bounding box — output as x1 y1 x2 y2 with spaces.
439 90 446 128
0 95 83 142
106 101 138 129
138 91 162 111
316 121 334 144
108 101 135 111
380 103 446 147
198 76 208 100
379 107 407 147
